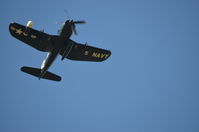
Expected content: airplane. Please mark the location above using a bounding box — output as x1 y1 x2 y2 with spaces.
9 20 111 81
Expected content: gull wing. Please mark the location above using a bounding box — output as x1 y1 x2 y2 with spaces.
9 22 52 52
60 40 111 62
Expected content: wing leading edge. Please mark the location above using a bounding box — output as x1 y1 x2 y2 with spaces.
60 40 111 62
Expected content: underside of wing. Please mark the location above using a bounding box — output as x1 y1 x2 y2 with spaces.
60 40 111 62
9 22 52 52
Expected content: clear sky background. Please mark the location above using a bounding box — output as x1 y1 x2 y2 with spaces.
1 0 199 132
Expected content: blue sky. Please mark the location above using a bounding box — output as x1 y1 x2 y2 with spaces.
1 0 199 132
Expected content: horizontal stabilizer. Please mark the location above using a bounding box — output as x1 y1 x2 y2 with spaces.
21 66 61 81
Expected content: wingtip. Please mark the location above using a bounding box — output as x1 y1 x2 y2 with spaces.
109 50 112 55
9 22 15 27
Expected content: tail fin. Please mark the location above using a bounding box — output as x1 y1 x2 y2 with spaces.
21 66 61 81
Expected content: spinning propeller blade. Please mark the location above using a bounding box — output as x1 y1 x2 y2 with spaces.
70 20 86 35
71 24 77 35
73 21 86 24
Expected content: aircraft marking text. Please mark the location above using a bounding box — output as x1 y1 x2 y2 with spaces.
92 52 109 59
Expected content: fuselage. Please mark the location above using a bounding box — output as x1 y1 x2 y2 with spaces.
39 21 72 78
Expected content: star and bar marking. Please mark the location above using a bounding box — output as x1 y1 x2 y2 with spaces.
10 26 37 39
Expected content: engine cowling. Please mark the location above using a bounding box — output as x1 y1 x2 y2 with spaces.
26 21 33 28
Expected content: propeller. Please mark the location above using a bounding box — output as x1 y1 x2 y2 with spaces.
73 21 86 24
69 20 86 35
56 10 86 35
